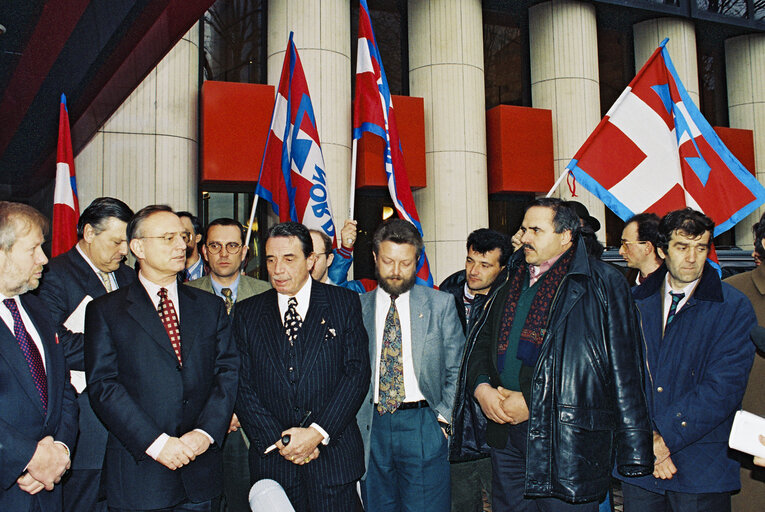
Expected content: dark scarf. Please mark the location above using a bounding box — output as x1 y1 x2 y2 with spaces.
497 244 575 368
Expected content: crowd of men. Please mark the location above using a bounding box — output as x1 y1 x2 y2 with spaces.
0 195 763 512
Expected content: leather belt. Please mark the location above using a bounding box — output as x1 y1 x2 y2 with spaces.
374 399 429 410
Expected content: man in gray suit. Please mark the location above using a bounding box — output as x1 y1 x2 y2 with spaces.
357 219 464 512
186 217 269 511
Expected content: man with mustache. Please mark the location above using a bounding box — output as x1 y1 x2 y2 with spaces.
357 218 464 512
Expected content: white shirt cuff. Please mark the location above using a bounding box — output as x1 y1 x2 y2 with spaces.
53 440 70 459
193 428 214 445
310 423 330 445
146 433 170 460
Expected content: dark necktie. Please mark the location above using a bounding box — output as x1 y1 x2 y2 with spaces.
157 288 182 365
3 299 47 410
221 288 234 315
666 291 685 328
377 294 405 414
284 297 302 346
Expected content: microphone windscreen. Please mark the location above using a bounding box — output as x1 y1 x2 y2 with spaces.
249 479 296 512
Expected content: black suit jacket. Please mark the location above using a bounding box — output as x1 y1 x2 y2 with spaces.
0 293 78 512
233 281 370 488
36 246 135 469
85 281 239 509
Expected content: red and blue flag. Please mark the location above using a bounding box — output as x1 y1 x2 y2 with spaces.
52 93 79 257
353 0 434 287
567 38 765 240
256 33 336 244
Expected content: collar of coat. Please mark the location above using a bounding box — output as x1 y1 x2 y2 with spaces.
508 235 591 280
633 260 723 303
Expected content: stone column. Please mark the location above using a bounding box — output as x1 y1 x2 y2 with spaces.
633 17 699 107
726 34 765 251
75 25 200 213
408 0 488 283
267 0 352 224
529 0 604 235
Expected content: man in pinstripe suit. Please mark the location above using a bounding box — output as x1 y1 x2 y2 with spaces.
234 222 370 512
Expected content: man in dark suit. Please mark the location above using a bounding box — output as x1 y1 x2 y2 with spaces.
234 222 370 512
186 217 270 512
85 205 239 511
37 196 134 512
356 219 464 512
0 201 77 512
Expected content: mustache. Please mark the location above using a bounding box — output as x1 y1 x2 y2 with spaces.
523 244 535 251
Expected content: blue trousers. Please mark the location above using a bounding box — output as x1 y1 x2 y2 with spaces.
621 482 731 512
490 422 598 512
362 407 450 512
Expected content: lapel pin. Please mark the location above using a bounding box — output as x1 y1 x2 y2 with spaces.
321 318 326 325
419 313 423 318
55 333 60 344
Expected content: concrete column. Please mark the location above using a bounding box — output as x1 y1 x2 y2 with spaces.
75 25 199 213
529 0 604 237
726 34 765 251
633 18 699 107
267 0 352 225
408 0 488 284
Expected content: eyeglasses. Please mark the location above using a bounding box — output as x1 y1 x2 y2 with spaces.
137 232 191 244
206 241 243 254
620 240 647 248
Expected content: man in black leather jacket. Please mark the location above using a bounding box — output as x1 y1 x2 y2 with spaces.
440 228 511 512
465 198 652 510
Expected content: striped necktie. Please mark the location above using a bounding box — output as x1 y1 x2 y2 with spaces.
666 291 685 328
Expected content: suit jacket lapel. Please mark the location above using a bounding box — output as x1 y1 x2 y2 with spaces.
177 285 200 364
297 283 329 388
126 283 178 362
21 295 58 420
69 248 111 297
260 291 290 387
361 292 378 383
409 286 430 382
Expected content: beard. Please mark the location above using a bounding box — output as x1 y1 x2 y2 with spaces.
375 267 416 296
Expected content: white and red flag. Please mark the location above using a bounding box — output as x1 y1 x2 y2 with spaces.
254 33 336 244
567 38 765 239
52 93 79 257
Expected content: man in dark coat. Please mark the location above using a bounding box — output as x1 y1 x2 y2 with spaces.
37 196 134 512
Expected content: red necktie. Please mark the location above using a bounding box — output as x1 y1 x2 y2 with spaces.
3 299 47 410
157 288 182 365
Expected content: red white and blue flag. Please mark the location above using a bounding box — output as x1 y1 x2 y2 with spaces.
567 39 765 239
52 93 79 257
255 33 336 244
354 0 434 287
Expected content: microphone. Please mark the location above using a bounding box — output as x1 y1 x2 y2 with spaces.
249 479 296 512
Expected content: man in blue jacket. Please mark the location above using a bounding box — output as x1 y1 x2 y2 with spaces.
618 207 756 511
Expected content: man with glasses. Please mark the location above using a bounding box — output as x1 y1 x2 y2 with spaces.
177 212 207 282
619 213 662 286
187 218 269 512
85 205 239 511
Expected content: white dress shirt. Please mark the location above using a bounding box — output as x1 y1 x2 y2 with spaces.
275 277 329 444
373 287 426 404
662 273 700 330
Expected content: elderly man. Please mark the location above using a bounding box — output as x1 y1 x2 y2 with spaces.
85 205 239 511
468 198 652 511
37 196 134 512
618 208 756 512
357 218 464 512
0 201 77 512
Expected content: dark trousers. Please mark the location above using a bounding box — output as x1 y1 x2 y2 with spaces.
219 430 250 512
281 476 361 512
491 422 598 512
450 457 492 512
362 407 450 512
63 468 107 512
109 499 213 512
621 482 732 512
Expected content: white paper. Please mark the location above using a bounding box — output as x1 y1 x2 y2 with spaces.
729 410 765 458
70 370 87 394
63 295 93 334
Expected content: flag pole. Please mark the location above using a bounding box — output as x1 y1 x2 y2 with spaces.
546 169 570 198
349 138 358 219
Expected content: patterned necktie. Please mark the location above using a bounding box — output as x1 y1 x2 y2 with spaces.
284 297 302 346
157 288 182 365
97 270 113 293
377 294 405 414
3 299 47 410
666 291 685 328
221 288 234 315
